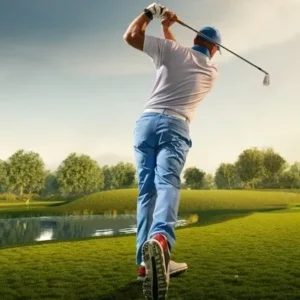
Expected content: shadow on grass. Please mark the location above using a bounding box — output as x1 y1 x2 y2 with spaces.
0 209 62 219
45 196 82 207
178 206 286 230
97 281 143 300
0 196 81 219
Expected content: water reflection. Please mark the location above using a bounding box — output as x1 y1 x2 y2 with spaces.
0 215 188 247
35 228 54 242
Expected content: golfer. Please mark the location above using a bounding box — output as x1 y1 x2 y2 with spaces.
123 3 221 299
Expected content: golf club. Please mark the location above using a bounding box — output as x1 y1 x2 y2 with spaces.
176 19 270 86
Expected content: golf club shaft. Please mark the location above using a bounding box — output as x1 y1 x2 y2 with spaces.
176 20 269 76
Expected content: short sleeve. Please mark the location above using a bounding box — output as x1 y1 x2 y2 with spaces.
143 35 168 68
208 65 219 90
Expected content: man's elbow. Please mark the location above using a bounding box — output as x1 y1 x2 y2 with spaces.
123 32 130 44
123 32 144 50
123 32 137 44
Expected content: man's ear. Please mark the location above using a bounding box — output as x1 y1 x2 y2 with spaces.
210 44 218 57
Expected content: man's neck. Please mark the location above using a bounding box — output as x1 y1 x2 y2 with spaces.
192 45 211 58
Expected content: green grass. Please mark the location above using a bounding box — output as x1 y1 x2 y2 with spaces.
0 200 67 219
56 189 300 213
1 211 300 299
0 201 63 208
1 189 300 220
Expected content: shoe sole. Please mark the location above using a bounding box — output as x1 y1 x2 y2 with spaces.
137 266 187 282
142 239 169 300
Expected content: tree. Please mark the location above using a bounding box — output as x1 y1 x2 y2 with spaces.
235 148 265 189
102 165 114 190
263 148 286 176
260 148 286 188
279 162 300 189
41 172 60 196
279 171 296 189
56 153 104 195
6 150 46 196
110 162 136 189
202 173 216 190
183 167 205 189
0 160 8 193
290 162 300 176
215 163 237 189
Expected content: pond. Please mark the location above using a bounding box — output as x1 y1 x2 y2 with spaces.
0 215 188 247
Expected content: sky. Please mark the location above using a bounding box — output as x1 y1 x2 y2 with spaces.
1 0 300 174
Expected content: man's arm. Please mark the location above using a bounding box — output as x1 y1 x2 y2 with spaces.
123 3 168 51
161 11 178 42
162 26 176 42
123 13 151 51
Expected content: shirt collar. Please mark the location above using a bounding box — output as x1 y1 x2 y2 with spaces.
191 45 211 59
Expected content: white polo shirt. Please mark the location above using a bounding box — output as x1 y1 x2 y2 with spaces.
143 35 218 122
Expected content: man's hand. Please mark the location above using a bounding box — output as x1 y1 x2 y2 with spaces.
123 3 172 51
146 3 169 19
161 11 178 28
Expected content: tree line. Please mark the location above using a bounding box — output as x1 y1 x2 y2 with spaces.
0 150 136 198
0 147 299 199
183 147 300 190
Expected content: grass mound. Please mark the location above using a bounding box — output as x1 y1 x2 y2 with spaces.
59 189 139 215
59 189 300 214
1 211 299 299
1 189 300 218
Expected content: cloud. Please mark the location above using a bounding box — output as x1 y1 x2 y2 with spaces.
178 0 300 64
1 0 299 77
221 1 299 50
0 35 154 79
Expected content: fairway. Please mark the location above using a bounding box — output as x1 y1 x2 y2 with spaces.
1 211 300 300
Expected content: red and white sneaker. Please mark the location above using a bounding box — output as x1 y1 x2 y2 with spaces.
141 234 170 300
137 260 188 281
137 262 147 281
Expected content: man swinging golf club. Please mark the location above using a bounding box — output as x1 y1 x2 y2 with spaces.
123 3 221 299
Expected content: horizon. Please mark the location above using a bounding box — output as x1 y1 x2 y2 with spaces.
1 0 299 174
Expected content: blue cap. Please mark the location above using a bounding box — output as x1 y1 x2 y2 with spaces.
196 26 222 53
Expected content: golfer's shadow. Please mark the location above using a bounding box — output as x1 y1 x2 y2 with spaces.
97 273 185 300
98 281 144 300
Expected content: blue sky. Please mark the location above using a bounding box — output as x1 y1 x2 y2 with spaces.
1 0 300 174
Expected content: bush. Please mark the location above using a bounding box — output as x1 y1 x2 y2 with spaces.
0 193 17 201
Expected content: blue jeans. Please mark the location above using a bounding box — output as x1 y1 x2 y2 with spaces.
134 112 192 264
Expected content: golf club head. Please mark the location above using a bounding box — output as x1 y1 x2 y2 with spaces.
263 74 270 86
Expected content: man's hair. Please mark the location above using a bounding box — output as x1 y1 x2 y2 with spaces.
193 37 215 52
